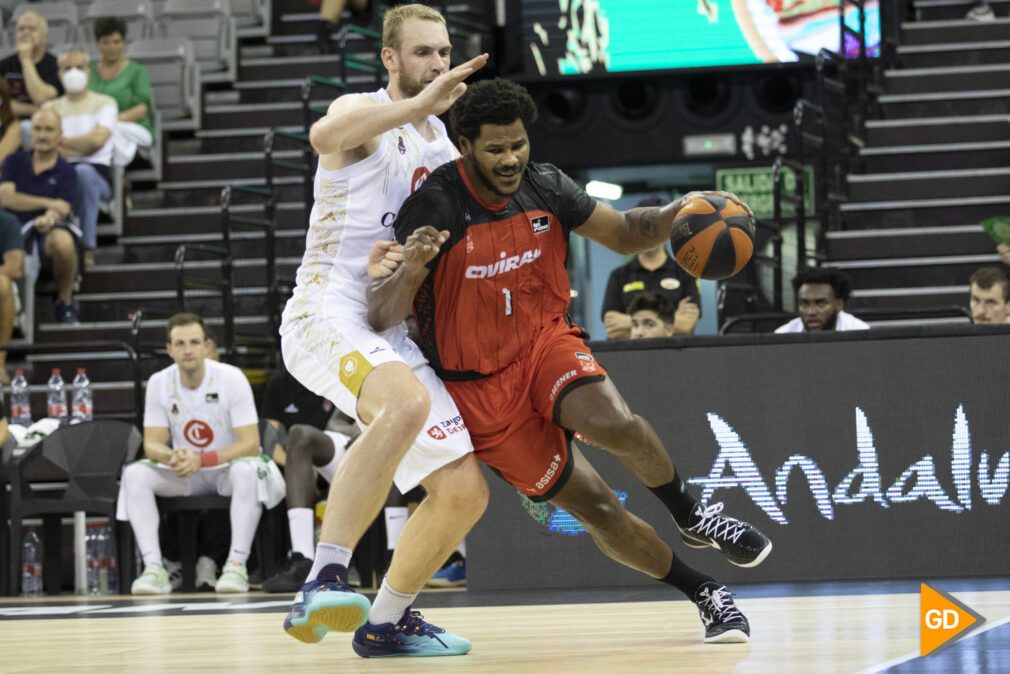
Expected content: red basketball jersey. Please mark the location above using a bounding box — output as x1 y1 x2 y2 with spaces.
394 160 597 379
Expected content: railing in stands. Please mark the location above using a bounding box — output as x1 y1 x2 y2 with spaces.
173 236 235 362
771 0 890 273
719 305 973 335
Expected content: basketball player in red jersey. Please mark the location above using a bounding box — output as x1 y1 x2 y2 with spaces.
368 78 772 644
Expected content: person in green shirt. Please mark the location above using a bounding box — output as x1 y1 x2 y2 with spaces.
88 17 153 167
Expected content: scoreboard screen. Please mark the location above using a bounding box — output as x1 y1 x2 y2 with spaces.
519 0 881 78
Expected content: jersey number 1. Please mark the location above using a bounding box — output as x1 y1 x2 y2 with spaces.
502 288 513 316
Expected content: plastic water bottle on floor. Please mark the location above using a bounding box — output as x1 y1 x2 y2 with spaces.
86 525 100 595
10 370 32 426
71 368 93 422
21 528 43 597
47 369 68 424
99 524 118 595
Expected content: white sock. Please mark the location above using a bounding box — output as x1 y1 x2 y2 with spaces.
142 554 163 569
288 508 315 559
307 541 353 582
368 576 417 626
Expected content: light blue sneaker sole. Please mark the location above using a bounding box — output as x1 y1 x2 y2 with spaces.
284 592 371 644
352 634 472 658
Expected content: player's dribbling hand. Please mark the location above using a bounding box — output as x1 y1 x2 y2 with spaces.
414 53 489 117
676 191 754 218
403 226 449 269
367 240 404 279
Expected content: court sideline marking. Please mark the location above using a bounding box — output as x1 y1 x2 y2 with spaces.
855 613 1010 674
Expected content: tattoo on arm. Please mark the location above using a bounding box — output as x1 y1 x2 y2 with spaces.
625 206 665 249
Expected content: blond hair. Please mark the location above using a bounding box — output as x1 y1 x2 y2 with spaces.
382 3 445 51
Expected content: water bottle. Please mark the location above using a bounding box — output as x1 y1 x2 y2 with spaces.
21 528 43 597
101 524 119 595
10 370 32 426
47 369 68 424
86 524 100 595
71 368 93 422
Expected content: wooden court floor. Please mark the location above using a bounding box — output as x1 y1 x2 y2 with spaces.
1 586 1008 673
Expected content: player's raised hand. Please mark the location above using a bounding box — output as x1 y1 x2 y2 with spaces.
367 240 404 279
414 53 489 117
404 226 449 269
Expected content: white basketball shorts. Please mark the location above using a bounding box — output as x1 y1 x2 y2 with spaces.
281 315 473 492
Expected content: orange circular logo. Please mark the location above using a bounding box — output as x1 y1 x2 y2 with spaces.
183 420 214 448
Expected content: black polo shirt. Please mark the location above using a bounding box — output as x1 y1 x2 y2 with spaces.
0 52 62 105
601 250 701 318
261 367 334 431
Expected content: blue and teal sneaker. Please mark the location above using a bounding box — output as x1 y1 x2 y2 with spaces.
283 578 371 644
351 609 472 657
426 559 466 588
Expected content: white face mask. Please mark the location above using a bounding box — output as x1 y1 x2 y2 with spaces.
61 67 87 94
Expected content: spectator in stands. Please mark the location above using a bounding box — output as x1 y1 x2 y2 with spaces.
776 268 870 333
43 48 117 267
628 292 676 340
0 108 80 323
259 363 357 593
0 208 23 384
969 266 1010 325
117 312 264 595
0 11 62 118
318 0 371 53
0 79 22 164
89 17 154 168
602 196 700 339
967 0 995 20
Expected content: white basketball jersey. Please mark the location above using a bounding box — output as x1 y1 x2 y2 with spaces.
144 359 260 453
281 89 457 330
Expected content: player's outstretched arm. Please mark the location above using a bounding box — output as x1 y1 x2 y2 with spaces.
309 53 488 156
367 226 448 332
574 190 748 254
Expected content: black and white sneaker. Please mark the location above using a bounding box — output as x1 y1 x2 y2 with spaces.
693 582 750 644
263 552 313 594
675 502 772 568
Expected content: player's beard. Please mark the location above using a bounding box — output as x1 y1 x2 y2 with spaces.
399 69 426 99
469 152 523 198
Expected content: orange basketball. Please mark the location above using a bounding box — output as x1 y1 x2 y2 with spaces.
669 195 755 280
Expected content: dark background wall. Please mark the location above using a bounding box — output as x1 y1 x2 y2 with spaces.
469 327 1010 590
524 70 814 171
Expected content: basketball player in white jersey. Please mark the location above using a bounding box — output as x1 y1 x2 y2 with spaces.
279 4 489 657
118 313 264 594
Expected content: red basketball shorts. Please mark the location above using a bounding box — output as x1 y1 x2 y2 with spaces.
444 318 606 502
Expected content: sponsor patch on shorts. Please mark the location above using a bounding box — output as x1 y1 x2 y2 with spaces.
426 415 468 441
339 351 374 397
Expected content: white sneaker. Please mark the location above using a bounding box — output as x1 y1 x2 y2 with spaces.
195 556 219 591
215 561 249 593
164 559 182 591
131 564 172 595
966 5 996 20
